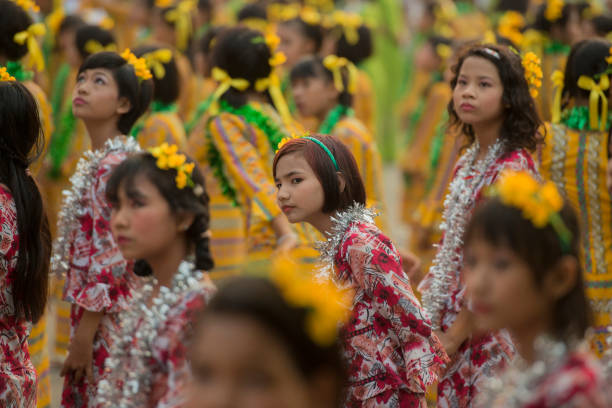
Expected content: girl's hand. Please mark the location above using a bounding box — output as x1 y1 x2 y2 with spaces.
276 232 298 254
435 307 475 357
61 337 94 383
400 249 422 283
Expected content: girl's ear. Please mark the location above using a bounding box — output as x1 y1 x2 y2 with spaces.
543 256 579 300
116 96 132 115
177 212 196 232
336 172 346 194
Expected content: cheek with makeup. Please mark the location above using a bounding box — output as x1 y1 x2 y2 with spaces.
187 316 312 408
275 153 325 225
463 238 551 335
110 175 187 263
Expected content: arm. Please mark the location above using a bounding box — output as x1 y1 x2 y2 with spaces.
61 310 103 382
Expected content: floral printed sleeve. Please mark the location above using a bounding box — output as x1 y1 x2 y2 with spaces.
67 154 132 313
343 226 448 394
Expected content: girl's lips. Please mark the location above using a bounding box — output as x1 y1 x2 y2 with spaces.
459 103 475 111
281 205 295 214
116 236 131 245
73 97 87 106
473 302 493 315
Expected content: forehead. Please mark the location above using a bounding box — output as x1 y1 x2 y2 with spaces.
459 56 500 79
275 151 314 174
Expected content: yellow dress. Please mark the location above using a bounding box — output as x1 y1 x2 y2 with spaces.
353 70 375 133
537 47 569 122
136 110 187 150
540 121 612 355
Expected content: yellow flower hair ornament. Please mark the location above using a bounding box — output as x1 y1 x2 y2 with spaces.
497 11 525 48
155 0 174 7
13 23 46 72
332 10 363 45
522 51 543 99
149 143 197 190
487 170 572 252
164 0 196 51
120 49 153 81
270 255 353 346
142 48 173 79
276 133 303 152
323 55 358 94
577 74 609 131
84 40 117 55
551 70 564 124
10 0 39 13
545 0 564 22
0 67 16 82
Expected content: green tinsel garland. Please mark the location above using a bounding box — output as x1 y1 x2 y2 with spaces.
6 61 33 82
561 106 612 131
48 99 77 179
424 111 449 193
50 63 70 131
130 101 177 139
318 104 353 135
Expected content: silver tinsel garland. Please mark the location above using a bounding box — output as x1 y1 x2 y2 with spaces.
96 260 204 407
50 136 141 277
420 140 504 330
477 336 569 407
315 202 377 280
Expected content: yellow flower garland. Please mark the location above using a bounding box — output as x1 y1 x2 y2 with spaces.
149 143 195 189
0 67 16 82
120 49 153 81
522 51 543 98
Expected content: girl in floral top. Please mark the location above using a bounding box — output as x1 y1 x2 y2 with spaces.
417 44 544 407
464 171 610 407
96 147 216 407
52 50 153 407
0 80 51 408
274 134 448 407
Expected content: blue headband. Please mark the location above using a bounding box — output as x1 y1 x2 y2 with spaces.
303 136 339 171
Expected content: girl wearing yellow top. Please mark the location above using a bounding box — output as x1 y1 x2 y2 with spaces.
187 27 313 267
539 39 612 356
131 45 187 149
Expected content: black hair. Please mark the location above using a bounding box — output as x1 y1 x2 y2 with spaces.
58 15 86 37
533 3 586 34
495 0 528 13
237 3 267 22
563 39 611 108
279 18 323 53
448 43 543 154
196 276 346 406
78 52 153 134
197 25 225 57
0 0 33 61
75 24 117 61
274 134 366 213
465 198 591 345
198 0 212 13
335 24 373 66
134 45 180 105
106 152 214 275
211 26 272 108
290 56 353 108
590 14 612 36
0 82 51 323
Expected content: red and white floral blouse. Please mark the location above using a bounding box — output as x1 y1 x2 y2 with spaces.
0 185 37 407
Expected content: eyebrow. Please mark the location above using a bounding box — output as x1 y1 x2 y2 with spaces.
458 74 495 81
274 170 304 182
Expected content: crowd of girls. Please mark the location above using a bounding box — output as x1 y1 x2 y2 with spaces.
2 1 612 408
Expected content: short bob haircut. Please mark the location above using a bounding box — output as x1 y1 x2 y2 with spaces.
290 56 353 108
134 45 180 105
448 43 543 155
75 24 117 61
78 51 153 134
273 134 365 214
464 198 591 345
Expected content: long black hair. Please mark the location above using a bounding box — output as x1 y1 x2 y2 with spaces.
105 152 214 275
448 44 543 154
78 51 153 134
0 81 51 323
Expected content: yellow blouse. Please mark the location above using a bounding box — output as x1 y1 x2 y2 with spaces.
136 111 187 150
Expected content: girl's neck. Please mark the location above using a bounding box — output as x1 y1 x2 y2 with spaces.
510 319 550 364
308 212 335 237
472 119 503 161
147 236 189 288
84 119 122 150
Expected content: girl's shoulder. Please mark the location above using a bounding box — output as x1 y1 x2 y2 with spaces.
0 184 16 222
496 148 537 174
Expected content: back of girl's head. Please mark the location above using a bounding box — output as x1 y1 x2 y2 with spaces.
237 3 267 22
290 56 353 107
465 197 591 344
197 275 346 405
533 3 575 33
448 43 543 153
58 15 85 37
134 45 179 104
335 24 372 66
197 25 225 58
106 151 214 274
211 26 272 108
0 0 32 60
563 39 611 103
75 24 117 61
0 81 50 323
79 51 153 134
280 18 323 53
273 134 365 213
590 15 612 37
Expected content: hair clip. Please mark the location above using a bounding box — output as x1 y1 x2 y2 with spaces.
482 47 501 60
120 49 153 81
0 67 16 82
149 143 195 189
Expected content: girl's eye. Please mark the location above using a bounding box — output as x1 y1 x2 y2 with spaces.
493 258 511 270
457 79 467 86
76 75 85 83
94 77 106 85
480 82 491 88
275 182 282 190
129 199 145 208
291 177 303 184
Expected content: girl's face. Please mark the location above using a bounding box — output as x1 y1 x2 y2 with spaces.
452 56 504 128
110 174 190 263
278 23 316 69
464 237 551 334
72 68 130 122
188 315 312 408
275 152 325 224
59 29 81 69
291 76 338 119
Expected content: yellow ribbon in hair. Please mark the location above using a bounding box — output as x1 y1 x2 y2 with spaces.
142 49 173 79
323 55 358 94
551 70 564 124
13 23 47 72
164 0 196 51
333 11 362 45
46 7 65 36
84 40 117 54
255 53 291 126
209 67 250 113
577 74 609 131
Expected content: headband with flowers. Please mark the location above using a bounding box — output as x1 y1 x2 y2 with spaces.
0 67 16 82
486 170 572 252
270 255 353 346
323 55 358 94
120 49 153 81
13 22 46 72
149 143 197 190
